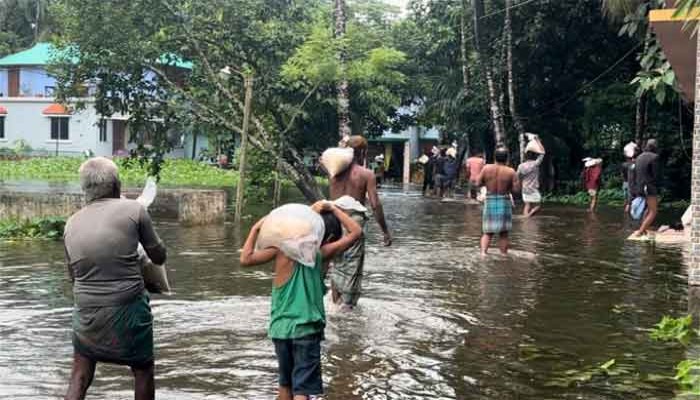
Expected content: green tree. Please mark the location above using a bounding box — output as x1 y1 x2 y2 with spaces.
52 0 331 200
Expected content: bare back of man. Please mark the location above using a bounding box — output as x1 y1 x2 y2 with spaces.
330 164 372 204
477 152 520 256
326 136 391 310
480 164 517 195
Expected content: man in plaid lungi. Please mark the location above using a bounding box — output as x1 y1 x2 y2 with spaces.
476 146 520 256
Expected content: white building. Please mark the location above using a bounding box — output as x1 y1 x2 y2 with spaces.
0 43 208 158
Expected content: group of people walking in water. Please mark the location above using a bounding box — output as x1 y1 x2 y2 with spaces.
421 136 666 254
60 133 668 400
62 136 390 400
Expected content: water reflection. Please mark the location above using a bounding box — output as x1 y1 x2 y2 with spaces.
0 190 691 399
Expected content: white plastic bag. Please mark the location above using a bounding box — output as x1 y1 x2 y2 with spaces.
256 204 325 266
525 135 545 154
321 147 354 177
682 206 692 228
333 195 368 214
135 177 171 294
624 142 638 158
136 177 157 207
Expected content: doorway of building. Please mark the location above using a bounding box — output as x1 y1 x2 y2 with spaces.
112 120 127 154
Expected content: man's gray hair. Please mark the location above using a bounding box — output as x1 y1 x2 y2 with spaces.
79 157 120 202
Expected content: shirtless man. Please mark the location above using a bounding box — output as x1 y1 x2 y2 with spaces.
329 135 391 309
477 146 520 256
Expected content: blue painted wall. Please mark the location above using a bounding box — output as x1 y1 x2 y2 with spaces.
19 67 56 97
0 69 6 96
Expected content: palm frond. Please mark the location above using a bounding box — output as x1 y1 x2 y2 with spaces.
601 0 641 21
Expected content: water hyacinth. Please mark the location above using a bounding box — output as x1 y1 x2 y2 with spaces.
0 157 239 187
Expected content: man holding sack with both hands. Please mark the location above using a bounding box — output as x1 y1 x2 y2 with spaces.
63 157 167 400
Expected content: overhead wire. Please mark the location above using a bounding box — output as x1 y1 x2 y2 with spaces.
523 43 641 120
479 0 542 20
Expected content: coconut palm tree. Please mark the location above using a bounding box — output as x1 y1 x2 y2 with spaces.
471 0 506 146
601 0 643 20
335 0 351 139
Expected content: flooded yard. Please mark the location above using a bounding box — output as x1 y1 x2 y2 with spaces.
0 189 691 399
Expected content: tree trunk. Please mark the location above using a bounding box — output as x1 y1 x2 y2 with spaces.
35 0 40 40
634 93 647 143
486 66 506 145
459 1 471 166
234 75 253 222
505 0 526 162
272 155 282 207
634 27 654 143
460 3 470 94
472 0 505 146
335 0 351 139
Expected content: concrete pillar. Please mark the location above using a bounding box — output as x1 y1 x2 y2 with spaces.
409 126 420 160
690 31 700 285
403 140 411 185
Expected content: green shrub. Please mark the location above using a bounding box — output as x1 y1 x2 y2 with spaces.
0 217 66 240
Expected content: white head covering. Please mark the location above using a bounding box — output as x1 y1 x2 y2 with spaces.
583 157 603 168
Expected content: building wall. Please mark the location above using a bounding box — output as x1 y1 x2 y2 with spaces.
0 98 105 156
690 32 700 285
182 132 210 160
0 69 7 96
19 67 57 97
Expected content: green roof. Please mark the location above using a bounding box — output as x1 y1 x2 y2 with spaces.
158 54 193 70
0 43 192 70
0 43 56 66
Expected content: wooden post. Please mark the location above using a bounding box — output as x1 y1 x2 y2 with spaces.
273 154 282 208
690 31 700 285
234 74 253 222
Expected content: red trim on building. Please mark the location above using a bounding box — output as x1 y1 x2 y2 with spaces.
0 106 7 115
42 103 71 115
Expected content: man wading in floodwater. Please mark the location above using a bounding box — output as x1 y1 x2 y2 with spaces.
477 146 520 256
63 157 167 400
330 135 391 310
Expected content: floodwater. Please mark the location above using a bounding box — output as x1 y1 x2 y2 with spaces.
0 188 693 399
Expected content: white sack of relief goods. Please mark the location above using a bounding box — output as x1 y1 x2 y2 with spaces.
256 204 325 266
525 134 545 154
135 177 171 294
624 142 638 159
320 147 354 177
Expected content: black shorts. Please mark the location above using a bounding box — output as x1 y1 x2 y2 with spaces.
273 333 323 396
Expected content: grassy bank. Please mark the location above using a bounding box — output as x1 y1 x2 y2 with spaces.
0 157 239 187
544 189 626 207
0 217 66 240
544 189 688 209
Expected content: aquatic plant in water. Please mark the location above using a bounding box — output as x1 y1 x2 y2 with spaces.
649 315 700 397
0 217 66 240
650 315 695 346
0 157 239 187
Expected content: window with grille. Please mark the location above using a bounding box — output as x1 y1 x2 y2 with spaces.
50 117 69 140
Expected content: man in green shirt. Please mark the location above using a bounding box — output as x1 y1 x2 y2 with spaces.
240 202 361 400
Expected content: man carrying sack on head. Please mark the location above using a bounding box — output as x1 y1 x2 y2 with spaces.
328 135 391 310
